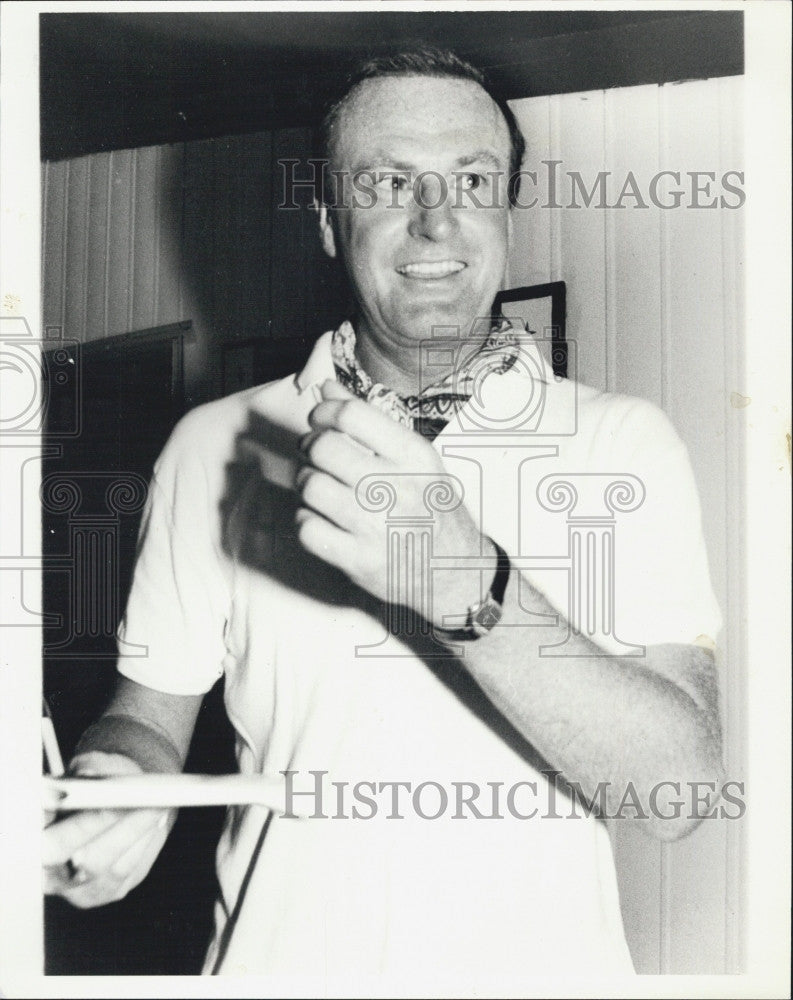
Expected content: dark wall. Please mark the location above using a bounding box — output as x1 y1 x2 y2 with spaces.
40 10 743 161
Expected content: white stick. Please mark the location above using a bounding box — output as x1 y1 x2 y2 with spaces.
42 773 307 816
41 717 65 777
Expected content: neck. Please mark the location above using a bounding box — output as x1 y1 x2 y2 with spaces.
353 315 491 396
355 331 426 396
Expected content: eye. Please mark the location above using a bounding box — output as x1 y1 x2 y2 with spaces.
375 172 411 191
455 172 485 191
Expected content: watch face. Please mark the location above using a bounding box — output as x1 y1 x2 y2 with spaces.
471 597 503 635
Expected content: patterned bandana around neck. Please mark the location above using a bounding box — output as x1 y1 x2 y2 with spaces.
331 318 521 441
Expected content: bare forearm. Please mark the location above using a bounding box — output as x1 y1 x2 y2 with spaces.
72 677 202 774
74 715 185 773
453 572 724 838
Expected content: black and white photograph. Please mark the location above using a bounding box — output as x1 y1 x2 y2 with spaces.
0 3 789 997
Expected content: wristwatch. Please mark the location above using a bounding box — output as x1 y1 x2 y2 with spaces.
444 537 511 640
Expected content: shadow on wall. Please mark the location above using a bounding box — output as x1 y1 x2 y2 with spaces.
169 129 351 406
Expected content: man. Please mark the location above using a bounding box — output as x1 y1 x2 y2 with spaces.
44 48 723 983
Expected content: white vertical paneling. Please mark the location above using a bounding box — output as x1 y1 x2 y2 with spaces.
508 96 552 288
106 149 134 337
658 86 672 414
606 84 664 405
556 90 608 390
662 80 728 542
718 73 745 975
154 143 184 328
131 145 159 331
63 155 89 339
46 144 187 341
102 153 113 334
717 74 745 774
42 159 67 333
602 83 665 975
126 149 138 334
182 137 218 401
655 78 732 975
548 98 563 285
85 151 110 340
509 76 743 975
603 131 617 394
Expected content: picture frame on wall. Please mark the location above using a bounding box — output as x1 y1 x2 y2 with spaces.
494 280 567 379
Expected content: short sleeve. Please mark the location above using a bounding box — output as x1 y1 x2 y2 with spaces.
116 417 233 695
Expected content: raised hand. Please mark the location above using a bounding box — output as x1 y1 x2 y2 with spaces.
294 379 495 626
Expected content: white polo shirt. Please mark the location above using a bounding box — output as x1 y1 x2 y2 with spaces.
117 330 721 987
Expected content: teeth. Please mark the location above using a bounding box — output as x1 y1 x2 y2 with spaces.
398 260 466 277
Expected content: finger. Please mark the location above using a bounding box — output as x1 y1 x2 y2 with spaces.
44 811 172 904
44 863 76 895
308 398 414 462
51 832 157 908
68 750 144 779
300 429 379 486
319 378 354 401
44 809 168 899
295 468 358 531
67 807 168 875
295 508 355 572
42 809 122 866
94 811 171 888
43 855 104 895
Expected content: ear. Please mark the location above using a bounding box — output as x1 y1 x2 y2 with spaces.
314 200 338 259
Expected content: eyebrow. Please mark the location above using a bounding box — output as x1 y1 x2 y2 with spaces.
454 150 507 171
350 149 507 174
350 157 414 174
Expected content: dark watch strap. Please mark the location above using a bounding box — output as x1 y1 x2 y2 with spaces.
436 537 511 641
488 537 510 605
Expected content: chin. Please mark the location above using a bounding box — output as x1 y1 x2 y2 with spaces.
394 301 492 342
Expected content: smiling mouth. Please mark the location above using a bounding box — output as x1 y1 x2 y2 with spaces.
396 260 467 279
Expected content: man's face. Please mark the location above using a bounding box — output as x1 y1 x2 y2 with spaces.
321 75 513 355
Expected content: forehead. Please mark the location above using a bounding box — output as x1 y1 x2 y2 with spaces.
330 75 511 166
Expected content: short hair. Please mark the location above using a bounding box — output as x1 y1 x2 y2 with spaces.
316 45 526 207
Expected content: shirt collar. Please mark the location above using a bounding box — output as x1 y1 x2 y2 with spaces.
294 322 553 398
294 330 337 396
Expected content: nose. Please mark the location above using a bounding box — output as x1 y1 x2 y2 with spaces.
407 172 458 242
